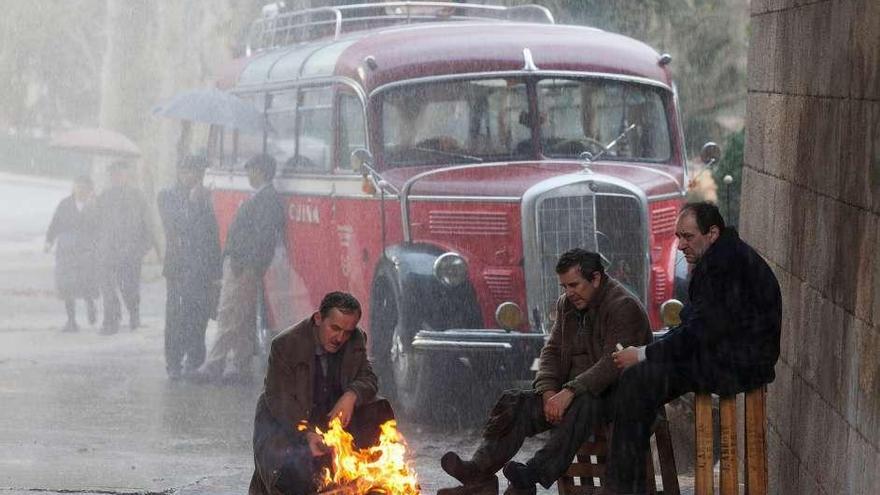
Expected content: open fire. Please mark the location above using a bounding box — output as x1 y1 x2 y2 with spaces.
300 418 420 495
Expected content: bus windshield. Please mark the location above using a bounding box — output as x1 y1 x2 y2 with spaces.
380 77 672 168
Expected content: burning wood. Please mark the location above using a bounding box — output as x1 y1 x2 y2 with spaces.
309 417 420 495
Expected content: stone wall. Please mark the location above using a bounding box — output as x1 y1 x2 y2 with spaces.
743 0 879 493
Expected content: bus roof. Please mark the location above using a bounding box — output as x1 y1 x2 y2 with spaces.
231 20 672 94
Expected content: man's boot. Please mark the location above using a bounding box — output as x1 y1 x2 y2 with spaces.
439 452 498 495
501 462 537 495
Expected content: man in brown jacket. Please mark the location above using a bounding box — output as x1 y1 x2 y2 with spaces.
439 249 652 495
249 292 393 495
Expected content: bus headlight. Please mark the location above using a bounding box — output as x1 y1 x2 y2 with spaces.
433 252 468 287
495 302 523 331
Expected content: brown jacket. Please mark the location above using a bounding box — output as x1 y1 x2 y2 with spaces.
533 276 651 397
249 316 378 495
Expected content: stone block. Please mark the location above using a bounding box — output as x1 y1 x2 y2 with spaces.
771 179 794 271
740 168 772 255
767 427 799 495
850 0 880 100
855 322 880 443
794 386 851 494
750 0 770 16
794 285 823 389
802 2 835 97
796 453 822 494
778 95 802 182
803 195 838 295
748 13 778 93
775 8 798 94
829 0 855 98
841 314 862 425
798 98 842 198
839 426 876 493
853 213 877 323
816 299 847 408
781 275 803 364
787 185 815 281
830 202 864 313
840 100 872 210
762 94 787 180
745 93 768 172
768 360 795 444
874 217 880 323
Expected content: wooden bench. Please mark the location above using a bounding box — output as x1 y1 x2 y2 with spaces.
557 406 680 495
694 387 767 495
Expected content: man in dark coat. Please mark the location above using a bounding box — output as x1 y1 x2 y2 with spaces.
249 291 393 495
157 155 222 380
607 202 782 495
45 175 99 332
94 161 158 335
196 153 286 382
439 249 652 495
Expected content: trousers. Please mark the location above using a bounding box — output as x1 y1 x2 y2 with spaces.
470 389 612 488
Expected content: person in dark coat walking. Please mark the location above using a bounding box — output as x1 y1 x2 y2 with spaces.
439 249 652 495
45 175 99 332
195 153 286 382
94 161 158 335
249 291 393 495
157 155 222 380
607 202 782 495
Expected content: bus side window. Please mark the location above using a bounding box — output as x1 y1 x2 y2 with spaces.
295 85 333 173
337 92 366 174
267 90 298 173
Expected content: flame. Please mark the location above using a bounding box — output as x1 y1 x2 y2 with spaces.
314 417 420 495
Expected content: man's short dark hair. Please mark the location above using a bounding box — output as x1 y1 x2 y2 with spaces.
244 153 277 180
680 201 726 235
555 248 605 281
319 291 362 318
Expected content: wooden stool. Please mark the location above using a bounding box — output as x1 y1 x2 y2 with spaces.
557 406 680 495
694 387 767 495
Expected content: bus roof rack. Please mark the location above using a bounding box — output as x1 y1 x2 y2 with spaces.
247 1 555 54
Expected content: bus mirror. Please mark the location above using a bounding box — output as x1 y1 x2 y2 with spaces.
351 148 373 174
700 142 721 167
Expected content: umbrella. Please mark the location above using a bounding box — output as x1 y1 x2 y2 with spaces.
49 127 141 158
152 88 266 132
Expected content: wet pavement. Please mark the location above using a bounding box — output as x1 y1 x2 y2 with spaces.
0 174 692 495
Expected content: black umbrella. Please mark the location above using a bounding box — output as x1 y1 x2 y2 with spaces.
152 88 266 132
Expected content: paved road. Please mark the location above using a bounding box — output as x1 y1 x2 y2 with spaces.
0 174 692 495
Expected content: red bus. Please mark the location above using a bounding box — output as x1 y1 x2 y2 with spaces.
205 2 697 414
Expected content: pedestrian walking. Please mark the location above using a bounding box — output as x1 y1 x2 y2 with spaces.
158 155 222 380
94 161 158 335
45 175 99 332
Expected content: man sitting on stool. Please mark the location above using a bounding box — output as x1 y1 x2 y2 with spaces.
249 292 394 495
439 249 652 495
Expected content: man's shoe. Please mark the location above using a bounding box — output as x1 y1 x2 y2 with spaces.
188 366 221 384
221 369 253 385
501 462 538 491
437 476 498 495
441 452 490 485
61 320 78 333
129 310 140 330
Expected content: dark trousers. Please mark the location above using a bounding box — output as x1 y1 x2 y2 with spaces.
470 390 612 488
605 360 698 494
100 257 142 327
259 399 396 495
164 277 210 373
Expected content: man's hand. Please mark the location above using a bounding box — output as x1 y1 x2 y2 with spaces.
327 390 358 428
543 389 574 425
612 346 641 370
305 431 329 457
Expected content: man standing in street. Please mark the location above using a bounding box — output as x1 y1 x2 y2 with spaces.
94 161 157 335
157 155 222 380
249 291 393 495
439 249 652 495
195 153 285 383
606 202 782 495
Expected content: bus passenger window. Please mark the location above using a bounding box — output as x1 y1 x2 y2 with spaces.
337 93 365 173
296 86 333 172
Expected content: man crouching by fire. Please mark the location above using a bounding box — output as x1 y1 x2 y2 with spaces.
250 292 393 495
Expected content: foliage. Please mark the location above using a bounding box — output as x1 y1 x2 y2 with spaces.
712 128 744 226
498 0 749 158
